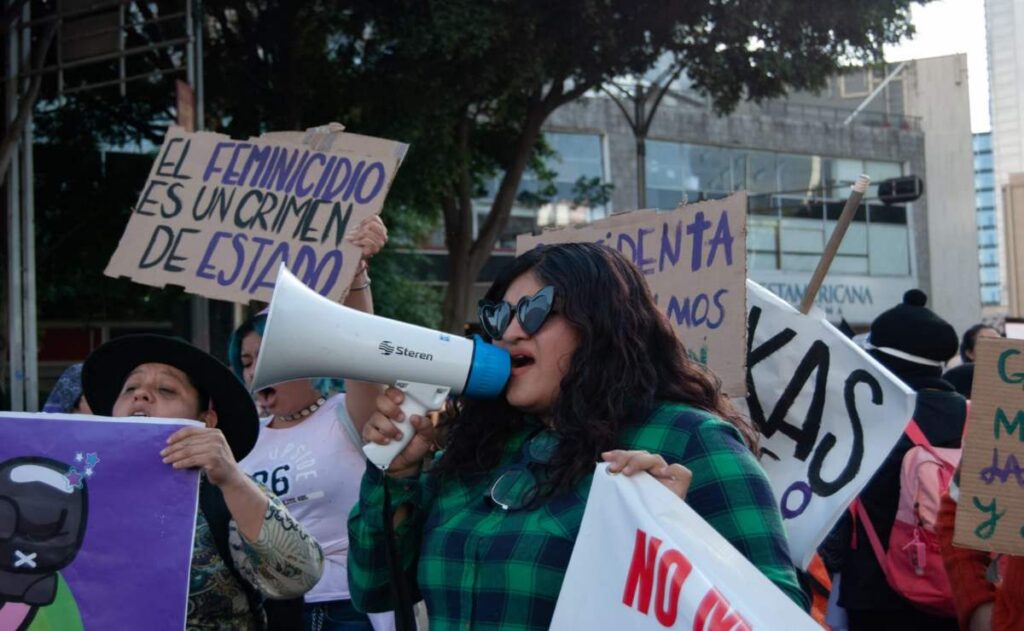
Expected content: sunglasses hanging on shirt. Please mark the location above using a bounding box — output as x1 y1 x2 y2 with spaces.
478 286 556 341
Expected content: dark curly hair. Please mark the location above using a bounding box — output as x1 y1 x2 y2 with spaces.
434 242 755 498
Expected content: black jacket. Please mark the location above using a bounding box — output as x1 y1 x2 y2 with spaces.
942 363 975 398
825 379 966 613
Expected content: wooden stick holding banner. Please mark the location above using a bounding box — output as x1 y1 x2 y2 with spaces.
798 174 871 314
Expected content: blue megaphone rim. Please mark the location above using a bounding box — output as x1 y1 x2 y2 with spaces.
463 335 511 398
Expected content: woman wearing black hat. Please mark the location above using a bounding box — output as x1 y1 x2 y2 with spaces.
82 334 324 630
823 289 964 631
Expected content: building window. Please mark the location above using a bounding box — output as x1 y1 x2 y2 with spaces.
473 131 607 250
975 152 994 171
840 70 872 98
979 246 1000 267
647 142 906 277
982 286 1002 306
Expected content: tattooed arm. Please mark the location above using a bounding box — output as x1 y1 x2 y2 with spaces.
228 485 325 599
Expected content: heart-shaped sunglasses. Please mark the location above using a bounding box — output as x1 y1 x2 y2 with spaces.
477 286 556 341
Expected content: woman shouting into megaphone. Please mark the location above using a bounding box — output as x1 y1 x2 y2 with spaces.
349 242 808 631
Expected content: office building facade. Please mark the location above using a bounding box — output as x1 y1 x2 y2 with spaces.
426 54 980 332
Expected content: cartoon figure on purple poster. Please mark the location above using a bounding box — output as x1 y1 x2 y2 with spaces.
0 413 200 631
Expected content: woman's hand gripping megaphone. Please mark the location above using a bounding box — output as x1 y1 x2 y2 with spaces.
363 386 440 477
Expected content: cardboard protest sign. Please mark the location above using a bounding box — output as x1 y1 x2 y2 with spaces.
740 280 916 568
0 413 200 630
954 337 1024 554
105 126 408 304
517 194 747 395
551 464 817 630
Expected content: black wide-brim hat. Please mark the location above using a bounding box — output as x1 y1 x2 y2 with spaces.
82 334 258 461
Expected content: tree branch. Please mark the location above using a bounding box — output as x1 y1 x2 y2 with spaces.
638 62 685 136
469 103 546 268
601 85 638 131
0 20 58 188
443 111 473 255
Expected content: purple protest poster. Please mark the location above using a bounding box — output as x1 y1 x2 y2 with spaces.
0 413 200 631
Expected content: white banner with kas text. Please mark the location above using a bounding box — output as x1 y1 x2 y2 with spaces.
741 280 916 568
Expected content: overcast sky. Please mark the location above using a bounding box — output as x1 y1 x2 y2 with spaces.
884 0 989 133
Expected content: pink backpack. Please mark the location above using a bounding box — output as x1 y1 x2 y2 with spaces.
852 418 961 617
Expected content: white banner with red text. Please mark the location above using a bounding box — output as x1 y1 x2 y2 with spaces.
551 463 818 630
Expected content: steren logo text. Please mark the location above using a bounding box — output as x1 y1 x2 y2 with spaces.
378 340 434 361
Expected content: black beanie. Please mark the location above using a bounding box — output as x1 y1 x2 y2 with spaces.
869 289 959 364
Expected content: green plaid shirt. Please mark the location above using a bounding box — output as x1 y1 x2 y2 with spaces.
348 402 807 630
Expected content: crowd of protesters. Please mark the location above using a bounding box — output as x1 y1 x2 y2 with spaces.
28 210 1019 630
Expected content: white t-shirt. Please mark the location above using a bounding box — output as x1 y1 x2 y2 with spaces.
240 393 365 603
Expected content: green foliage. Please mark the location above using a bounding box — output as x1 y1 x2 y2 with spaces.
27 0 926 329
30 127 187 321
371 210 443 328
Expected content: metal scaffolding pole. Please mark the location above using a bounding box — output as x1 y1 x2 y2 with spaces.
6 2 25 411
185 0 209 350
21 0 38 410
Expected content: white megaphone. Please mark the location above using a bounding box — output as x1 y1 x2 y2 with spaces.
251 265 511 470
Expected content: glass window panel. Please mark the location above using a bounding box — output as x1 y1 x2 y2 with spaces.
869 204 907 224
731 153 747 191
829 159 863 198
513 132 607 236
646 187 685 210
975 173 994 190
780 220 825 254
982 286 1002 305
830 255 870 274
864 160 901 181
974 134 992 152
977 212 996 228
749 254 779 270
746 151 777 194
749 193 776 216
780 198 824 220
535 201 597 229
825 201 868 222
980 267 1001 284
979 230 998 247
646 140 686 191
865 160 902 198
777 153 819 196
781 253 822 271
976 191 996 209
868 223 910 275
975 152 994 170
485 211 542 250
688 145 735 196
747 219 778 251
827 221 868 255
888 80 906 116
979 245 999 266
841 71 870 96
544 132 604 183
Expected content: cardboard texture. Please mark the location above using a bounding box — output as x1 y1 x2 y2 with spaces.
954 337 1024 554
105 126 408 304
516 194 747 395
